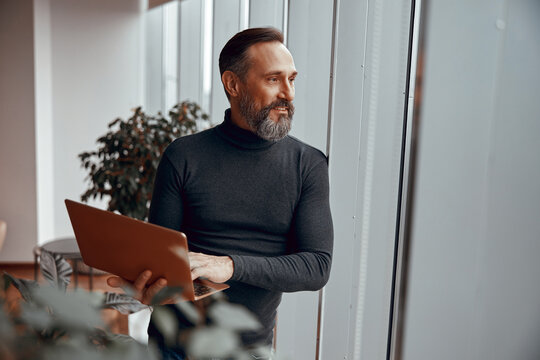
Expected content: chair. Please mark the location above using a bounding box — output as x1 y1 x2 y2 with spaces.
0 220 6 252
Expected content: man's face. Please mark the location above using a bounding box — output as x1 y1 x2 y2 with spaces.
238 41 297 141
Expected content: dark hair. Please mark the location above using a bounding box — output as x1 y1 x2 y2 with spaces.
219 27 284 95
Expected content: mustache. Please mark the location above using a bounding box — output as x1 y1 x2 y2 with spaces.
263 100 295 116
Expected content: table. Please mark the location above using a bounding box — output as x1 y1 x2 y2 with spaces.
33 237 94 290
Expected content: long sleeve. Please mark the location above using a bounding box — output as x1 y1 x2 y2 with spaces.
147 114 333 347
148 153 184 231
229 160 333 292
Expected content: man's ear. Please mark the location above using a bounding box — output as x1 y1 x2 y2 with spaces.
222 71 242 98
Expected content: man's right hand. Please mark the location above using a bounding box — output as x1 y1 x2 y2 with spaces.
106 270 173 305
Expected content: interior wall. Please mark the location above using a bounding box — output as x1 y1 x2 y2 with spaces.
178 0 204 107
1 1 417 359
0 0 38 262
209 0 245 123
320 0 414 358
34 0 55 247
402 1 540 359
275 1 333 358
249 0 284 30
48 0 145 239
145 5 165 115
1 0 148 254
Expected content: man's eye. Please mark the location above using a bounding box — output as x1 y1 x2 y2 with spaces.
269 77 278 83
289 78 296 84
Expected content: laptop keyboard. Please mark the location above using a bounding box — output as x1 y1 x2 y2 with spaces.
193 282 213 297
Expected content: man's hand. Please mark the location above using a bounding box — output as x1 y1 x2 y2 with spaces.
106 270 175 305
189 252 234 283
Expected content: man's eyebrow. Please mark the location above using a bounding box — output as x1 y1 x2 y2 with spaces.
264 70 298 77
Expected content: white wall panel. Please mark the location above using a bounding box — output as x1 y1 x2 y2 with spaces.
402 1 540 359
210 0 243 123
355 2 414 359
275 1 334 359
34 0 55 246
49 0 145 238
287 0 333 154
179 0 204 105
402 1 503 358
249 0 284 31
146 6 165 114
163 2 180 111
320 1 368 355
321 0 412 358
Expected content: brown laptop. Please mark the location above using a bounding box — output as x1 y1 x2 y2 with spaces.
64 199 229 301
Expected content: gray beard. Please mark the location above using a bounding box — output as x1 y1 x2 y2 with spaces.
239 93 294 141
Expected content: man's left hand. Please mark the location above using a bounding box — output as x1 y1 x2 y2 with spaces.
188 252 234 283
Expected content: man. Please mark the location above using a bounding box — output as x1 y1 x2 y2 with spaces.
108 27 333 359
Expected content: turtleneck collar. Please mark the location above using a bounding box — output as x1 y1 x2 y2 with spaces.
215 109 277 150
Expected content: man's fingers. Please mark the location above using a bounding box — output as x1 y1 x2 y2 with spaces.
106 272 171 304
107 276 129 288
133 270 152 291
188 252 203 267
189 252 206 280
191 267 203 281
188 252 233 283
189 252 211 273
143 278 167 304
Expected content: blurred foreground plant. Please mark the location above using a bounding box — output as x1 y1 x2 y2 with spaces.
1 251 273 360
79 102 210 220
0 250 150 360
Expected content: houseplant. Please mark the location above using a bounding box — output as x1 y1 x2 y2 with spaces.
79 101 210 220
0 251 152 360
61 103 272 359
1 251 268 360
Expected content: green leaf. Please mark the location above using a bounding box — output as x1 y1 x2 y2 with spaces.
2 271 13 291
43 344 103 360
241 345 273 360
174 300 201 325
32 287 103 330
40 249 72 291
78 101 210 220
19 301 54 331
151 306 178 347
207 301 262 331
102 292 148 314
105 333 137 344
150 286 184 306
187 327 239 359
0 303 15 341
3 272 38 302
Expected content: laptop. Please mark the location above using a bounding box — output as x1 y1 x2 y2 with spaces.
64 199 229 301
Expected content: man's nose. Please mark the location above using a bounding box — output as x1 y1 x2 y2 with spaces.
278 81 295 102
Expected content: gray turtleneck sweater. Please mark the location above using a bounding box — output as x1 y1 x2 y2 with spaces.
148 109 333 347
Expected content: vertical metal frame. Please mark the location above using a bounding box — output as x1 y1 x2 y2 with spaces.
283 0 289 45
239 0 250 29
202 0 214 113
387 0 428 359
176 1 182 105
316 0 340 359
